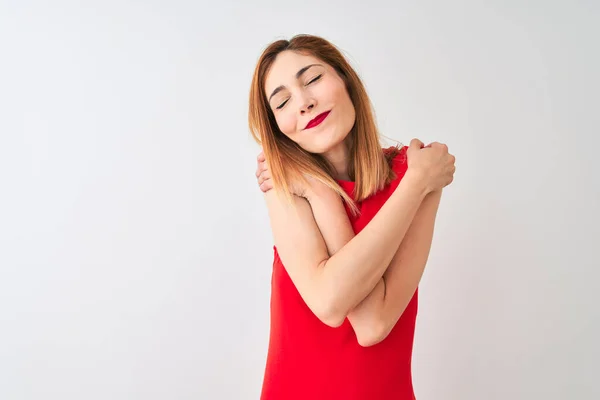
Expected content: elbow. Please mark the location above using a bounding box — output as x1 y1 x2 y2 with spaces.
319 314 346 329
314 300 346 328
355 319 391 347
311 290 348 328
309 277 349 328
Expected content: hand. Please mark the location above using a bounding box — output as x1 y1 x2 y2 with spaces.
256 151 313 198
406 138 456 193
256 151 274 193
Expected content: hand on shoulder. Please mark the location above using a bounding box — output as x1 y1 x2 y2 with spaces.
405 138 456 193
255 150 326 200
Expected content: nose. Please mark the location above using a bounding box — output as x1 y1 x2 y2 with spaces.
300 98 316 115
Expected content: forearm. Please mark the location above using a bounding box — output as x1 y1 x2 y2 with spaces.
309 183 441 345
307 187 387 337
349 189 442 345
307 170 428 320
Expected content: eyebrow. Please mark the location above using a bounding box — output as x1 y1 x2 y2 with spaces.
268 63 322 102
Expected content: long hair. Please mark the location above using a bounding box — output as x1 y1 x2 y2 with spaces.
248 34 400 216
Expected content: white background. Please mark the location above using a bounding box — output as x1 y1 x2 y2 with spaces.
1 0 598 399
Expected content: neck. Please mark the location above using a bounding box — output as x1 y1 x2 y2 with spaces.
323 138 352 181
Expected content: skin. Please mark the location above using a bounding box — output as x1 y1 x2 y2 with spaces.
259 50 456 346
264 50 356 180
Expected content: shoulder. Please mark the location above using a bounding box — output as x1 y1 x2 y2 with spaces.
383 144 409 173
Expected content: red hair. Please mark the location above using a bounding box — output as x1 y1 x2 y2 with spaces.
248 34 401 215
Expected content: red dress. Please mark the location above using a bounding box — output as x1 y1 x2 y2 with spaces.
260 146 418 400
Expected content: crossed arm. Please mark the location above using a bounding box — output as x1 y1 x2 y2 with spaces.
309 184 442 346
264 167 442 346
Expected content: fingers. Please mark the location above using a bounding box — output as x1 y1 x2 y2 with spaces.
256 151 267 178
258 173 273 192
255 158 269 178
256 157 273 193
428 141 455 188
256 149 271 193
446 152 456 187
260 180 273 192
258 169 271 185
258 170 273 192
429 141 448 153
409 138 424 151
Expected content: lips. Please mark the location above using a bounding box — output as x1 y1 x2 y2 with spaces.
304 111 331 130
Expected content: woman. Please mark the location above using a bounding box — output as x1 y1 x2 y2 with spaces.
248 34 455 400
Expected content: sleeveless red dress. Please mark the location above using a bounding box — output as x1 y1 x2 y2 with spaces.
260 146 418 400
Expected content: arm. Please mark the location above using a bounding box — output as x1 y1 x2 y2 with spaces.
349 190 441 346
308 184 442 346
264 170 428 328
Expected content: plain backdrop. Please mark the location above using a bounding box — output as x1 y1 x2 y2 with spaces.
1 1 598 399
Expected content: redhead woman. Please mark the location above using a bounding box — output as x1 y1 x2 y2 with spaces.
248 34 456 400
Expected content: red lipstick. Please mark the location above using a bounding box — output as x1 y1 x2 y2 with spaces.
304 111 330 130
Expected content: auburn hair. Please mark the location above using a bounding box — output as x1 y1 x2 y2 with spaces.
248 34 401 216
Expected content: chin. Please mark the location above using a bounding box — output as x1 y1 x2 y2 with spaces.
295 124 350 154
305 138 346 155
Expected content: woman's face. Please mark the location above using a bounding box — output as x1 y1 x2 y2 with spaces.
264 51 356 155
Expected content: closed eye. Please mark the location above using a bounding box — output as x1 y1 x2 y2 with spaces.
307 74 322 85
275 74 323 110
276 99 289 110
